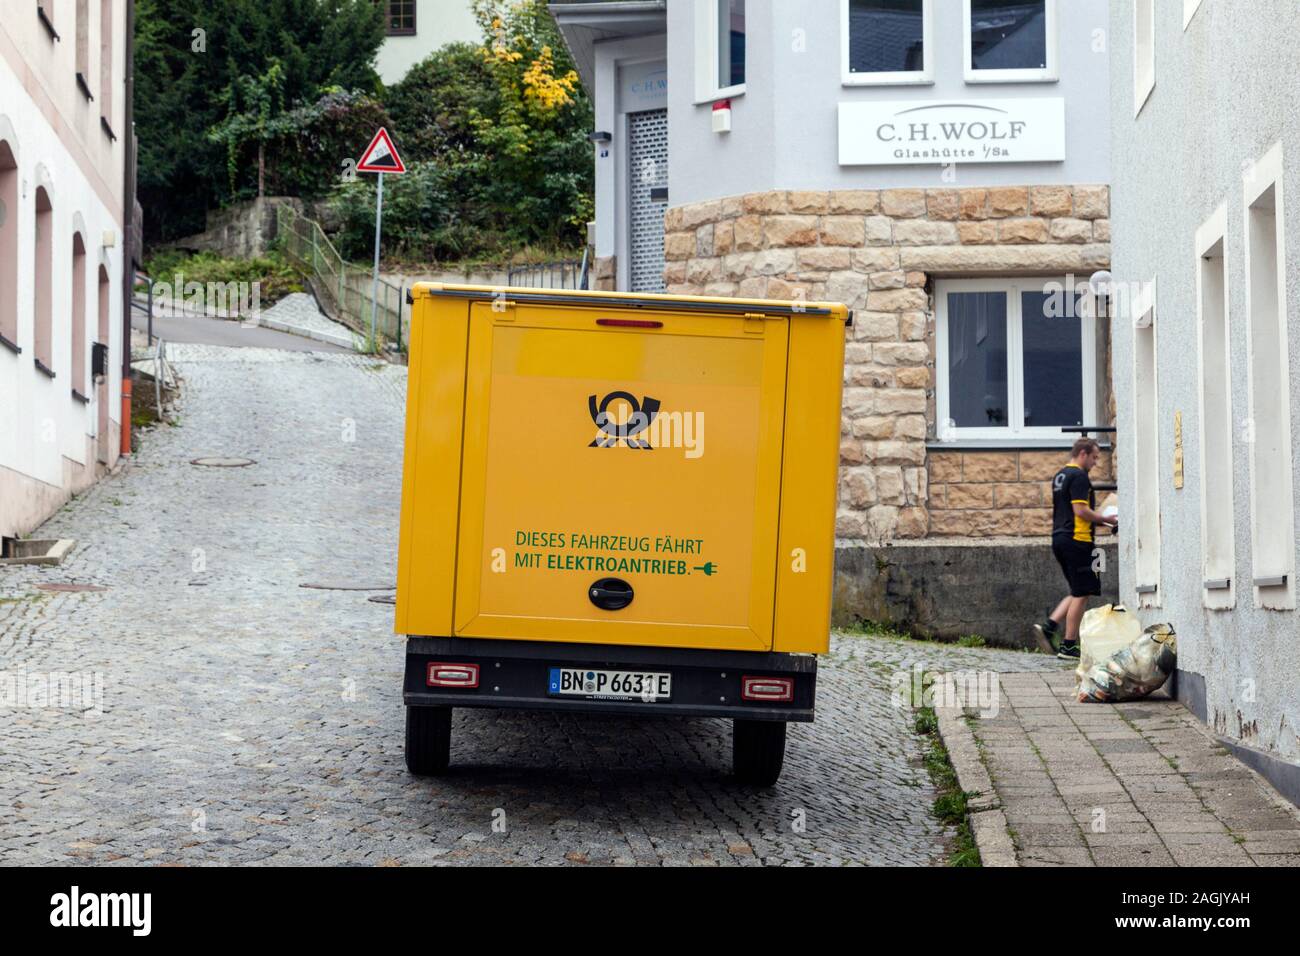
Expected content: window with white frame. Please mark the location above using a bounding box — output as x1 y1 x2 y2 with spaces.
1195 204 1234 608
842 0 933 86
1131 279 1161 605
936 278 1096 441
695 0 746 103
1243 142 1295 609
1133 0 1155 115
964 0 1057 83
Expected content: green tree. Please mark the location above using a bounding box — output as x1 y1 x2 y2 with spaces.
134 0 385 241
332 0 594 263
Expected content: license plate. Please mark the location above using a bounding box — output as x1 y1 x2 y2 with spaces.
548 667 671 701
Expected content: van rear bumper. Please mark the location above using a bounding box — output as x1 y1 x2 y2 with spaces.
404 636 816 722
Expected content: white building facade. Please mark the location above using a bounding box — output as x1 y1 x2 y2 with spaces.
373 0 481 85
1 0 130 542
1110 0 1300 803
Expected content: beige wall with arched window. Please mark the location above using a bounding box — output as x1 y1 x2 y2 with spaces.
33 186 54 374
0 138 16 350
71 231 87 397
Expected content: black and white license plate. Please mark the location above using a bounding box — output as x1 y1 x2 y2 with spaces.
548 667 671 701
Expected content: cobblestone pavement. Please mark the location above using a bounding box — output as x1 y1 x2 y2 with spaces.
966 672 1300 866
0 345 1065 866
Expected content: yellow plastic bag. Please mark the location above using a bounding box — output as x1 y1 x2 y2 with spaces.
1077 604 1142 675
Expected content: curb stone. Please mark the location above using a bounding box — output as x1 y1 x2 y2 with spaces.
934 675 1018 866
256 314 361 350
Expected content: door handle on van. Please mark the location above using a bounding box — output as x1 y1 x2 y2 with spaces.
589 578 634 611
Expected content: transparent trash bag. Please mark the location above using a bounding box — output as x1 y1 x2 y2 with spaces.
1078 604 1143 673
1077 623 1177 703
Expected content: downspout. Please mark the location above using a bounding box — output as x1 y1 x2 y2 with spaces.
119 0 136 456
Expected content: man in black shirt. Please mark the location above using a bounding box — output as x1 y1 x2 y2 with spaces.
1034 438 1117 659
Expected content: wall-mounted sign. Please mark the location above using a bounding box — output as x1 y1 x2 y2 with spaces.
619 62 667 113
838 98 1066 166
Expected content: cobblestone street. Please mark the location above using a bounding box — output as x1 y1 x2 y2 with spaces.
0 345 1066 866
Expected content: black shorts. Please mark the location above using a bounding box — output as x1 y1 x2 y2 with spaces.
1053 537 1101 597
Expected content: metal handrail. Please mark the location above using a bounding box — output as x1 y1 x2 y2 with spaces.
275 204 406 351
507 258 585 290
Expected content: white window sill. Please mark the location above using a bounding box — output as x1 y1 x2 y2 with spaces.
842 73 934 87
964 70 1059 84
1134 80 1155 117
928 438 1110 451
693 85 745 106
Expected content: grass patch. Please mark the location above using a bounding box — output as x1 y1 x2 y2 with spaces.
140 249 305 306
908 671 982 868
956 634 987 648
836 619 914 641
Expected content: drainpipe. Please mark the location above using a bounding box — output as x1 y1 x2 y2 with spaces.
119 0 136 456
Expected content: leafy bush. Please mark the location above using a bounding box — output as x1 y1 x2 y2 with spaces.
325 0 594 264
142 250 305 305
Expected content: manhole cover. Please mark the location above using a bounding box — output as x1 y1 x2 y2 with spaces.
300 583 396 592
367 594 397 605
36 583 108 593
190 457 256 468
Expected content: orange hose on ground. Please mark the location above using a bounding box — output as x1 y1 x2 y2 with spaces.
120 376 132 456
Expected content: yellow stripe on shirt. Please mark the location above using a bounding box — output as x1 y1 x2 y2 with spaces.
1071 501 1092 542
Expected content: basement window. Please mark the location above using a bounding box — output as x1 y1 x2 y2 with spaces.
1195 204 1234 608
1131 279 1161 607
936 277 1096 442
1243 143 1295 609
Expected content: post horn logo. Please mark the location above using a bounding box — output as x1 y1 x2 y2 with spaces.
589 391 661 449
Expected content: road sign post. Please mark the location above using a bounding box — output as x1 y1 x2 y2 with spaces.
370 172 383 351
355 127 407 352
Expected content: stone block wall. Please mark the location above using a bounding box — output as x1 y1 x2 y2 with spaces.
928 449 1116 537
834 539 1121 649
158 196 302 260
662 185 1111 544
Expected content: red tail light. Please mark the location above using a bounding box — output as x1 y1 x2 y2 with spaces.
426 662 480 688
597 318 663 329
741 676 793 702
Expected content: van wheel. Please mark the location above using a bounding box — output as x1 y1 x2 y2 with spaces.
732 719 786 786
405 705 452 775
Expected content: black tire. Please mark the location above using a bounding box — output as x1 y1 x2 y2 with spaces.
732 719 787 786
405 705 452 776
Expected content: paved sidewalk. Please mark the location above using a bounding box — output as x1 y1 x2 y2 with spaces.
939 671 1300 866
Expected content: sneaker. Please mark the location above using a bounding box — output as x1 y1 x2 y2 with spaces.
1033 620 1061 655
1056 640 1081 661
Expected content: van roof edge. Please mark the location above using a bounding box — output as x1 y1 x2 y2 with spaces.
410 282 846 318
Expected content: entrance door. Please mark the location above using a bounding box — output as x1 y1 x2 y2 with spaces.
627 108 668 293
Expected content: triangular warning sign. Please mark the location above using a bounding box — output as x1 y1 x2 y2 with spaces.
357 127 406 174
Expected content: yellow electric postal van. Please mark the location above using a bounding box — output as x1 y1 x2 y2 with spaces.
396 284 847 784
